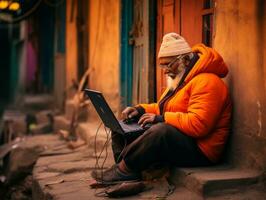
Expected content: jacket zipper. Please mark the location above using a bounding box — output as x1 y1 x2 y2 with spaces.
161 84 184 114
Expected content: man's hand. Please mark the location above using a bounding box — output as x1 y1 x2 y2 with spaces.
122 107 139 119
138 113 156 127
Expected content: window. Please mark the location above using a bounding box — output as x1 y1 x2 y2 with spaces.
202 0 214 46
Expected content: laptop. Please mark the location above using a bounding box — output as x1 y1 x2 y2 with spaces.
84 89 148 137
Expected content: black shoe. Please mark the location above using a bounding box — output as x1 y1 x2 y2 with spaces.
91 164 117 180
91 164 141 185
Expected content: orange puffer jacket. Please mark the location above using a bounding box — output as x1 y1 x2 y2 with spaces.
139 44 232 163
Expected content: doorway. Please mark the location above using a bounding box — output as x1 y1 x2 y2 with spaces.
120 0 156 106
156 0 215 98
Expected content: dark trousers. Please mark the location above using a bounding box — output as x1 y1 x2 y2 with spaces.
111 123 212 172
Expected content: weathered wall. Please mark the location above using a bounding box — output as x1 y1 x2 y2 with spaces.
66 0 78 89
214 0 266 169
88 0 120 113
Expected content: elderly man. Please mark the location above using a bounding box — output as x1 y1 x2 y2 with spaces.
92 33 232 184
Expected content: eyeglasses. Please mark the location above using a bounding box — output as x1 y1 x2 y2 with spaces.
159 55 183 69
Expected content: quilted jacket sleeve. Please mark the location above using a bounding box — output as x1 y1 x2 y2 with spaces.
164 74 228 138
138 103 159 114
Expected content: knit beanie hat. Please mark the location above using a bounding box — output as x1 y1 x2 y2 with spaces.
158 33 192 58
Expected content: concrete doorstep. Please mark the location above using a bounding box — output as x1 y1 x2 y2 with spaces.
171 165 263 197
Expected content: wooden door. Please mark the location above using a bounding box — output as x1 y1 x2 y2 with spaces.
156 0 208 99
121 0 156 106
156 0 176 99
131 0 150 105
77 0 88 80
180 0 203 45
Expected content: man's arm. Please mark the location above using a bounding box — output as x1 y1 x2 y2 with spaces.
137 103 158 114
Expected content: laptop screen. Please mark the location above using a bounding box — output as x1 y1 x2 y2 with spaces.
84 89 124 134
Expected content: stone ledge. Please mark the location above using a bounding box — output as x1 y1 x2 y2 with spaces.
76 122 107 146
171 165 262 196
36 110 53 124
22 94 55 112
65 99 76 121
53 115 71 132
65 99 91 122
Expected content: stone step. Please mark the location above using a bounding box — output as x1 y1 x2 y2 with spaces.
2 110 27 136
31 123 53 135
65 99 90 122
76 122 93 143
171 165 262 197
22 94 55 112
65 99 76 121
35 110 54 125
86 102 100 121
53 115 71 133
76 122 108 150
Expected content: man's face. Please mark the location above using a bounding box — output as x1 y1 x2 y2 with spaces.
159 56 185 79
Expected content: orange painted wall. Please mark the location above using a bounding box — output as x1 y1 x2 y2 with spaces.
66 0 78 89
88 0 120 112
214 0 266 169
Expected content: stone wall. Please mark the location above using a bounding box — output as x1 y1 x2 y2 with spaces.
66 0 78 89
64 0 120 113
214 0 266 169
88 0 120 114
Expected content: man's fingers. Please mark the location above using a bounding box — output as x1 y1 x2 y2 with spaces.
138 115 150 125
138 116 146 125
122 107 132 114
122 107 138 119
138 113 155 126
129 110 138 118
141 118 152 127
122 107 133 116
121 111 128 119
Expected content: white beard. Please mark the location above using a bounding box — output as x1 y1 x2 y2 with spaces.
166 70 185 90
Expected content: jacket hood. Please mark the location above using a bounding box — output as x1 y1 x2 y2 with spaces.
184 44 228 83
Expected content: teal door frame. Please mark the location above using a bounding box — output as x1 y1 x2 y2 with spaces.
120 0 156 107
38 3 55 92
120 0 133 107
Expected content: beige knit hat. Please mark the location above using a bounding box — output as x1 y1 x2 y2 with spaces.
158 33 192 58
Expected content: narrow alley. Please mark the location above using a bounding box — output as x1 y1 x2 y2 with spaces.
1 0 266 200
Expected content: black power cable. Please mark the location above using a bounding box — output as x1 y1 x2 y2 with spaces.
93 124 127 181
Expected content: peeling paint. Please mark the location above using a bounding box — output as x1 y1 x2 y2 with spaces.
256 100 262 136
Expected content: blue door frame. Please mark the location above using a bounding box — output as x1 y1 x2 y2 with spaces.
120 0 133 107
120 0 156 107
38 3 55 92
